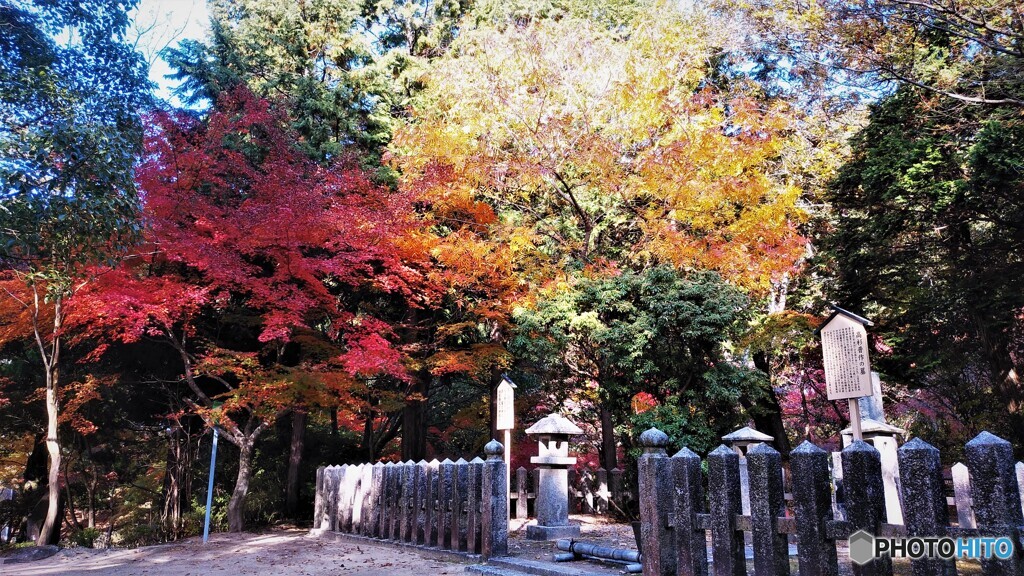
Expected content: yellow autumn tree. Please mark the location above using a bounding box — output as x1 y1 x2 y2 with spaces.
389 2 808 294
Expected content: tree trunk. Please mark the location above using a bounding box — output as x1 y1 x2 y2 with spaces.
285 411 306 517
226 440 254 533
599 402 617 471
161 426 184 537
401 372 429 461
362 407 376 461
749 352 793 456
38 360 62 545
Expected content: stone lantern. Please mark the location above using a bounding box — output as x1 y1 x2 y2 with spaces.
525 413 583 540
722 426 775 518
722 426 774 457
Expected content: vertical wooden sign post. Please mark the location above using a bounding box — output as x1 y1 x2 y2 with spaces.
496 375 516 519
818 306 874 442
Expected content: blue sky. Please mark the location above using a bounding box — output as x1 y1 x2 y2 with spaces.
131 0 210 105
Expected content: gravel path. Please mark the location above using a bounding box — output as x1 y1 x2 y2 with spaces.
1 529 469 576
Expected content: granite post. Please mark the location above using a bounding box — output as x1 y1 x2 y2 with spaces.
708 445 746 576
965 431 1024 576
481 439 508 559
637 427 676 576
747 442 790 576
897 439 955 576
791 441 839 576
672 446 708 576
842 440 892 576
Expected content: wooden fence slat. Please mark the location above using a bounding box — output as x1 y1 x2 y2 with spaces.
414 461 429 544
516 467 528 520
439 458 454 550
383 462 396 539
951 462 976 529
327 466 340 531
427 459 440 546
596 468 609 514
401 461 415 542
314 467 325 529
1016 462 1024 521
468 457 483 554
455 458 469 551
341 465 355 532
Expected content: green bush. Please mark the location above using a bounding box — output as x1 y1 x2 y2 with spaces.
70 527 102 548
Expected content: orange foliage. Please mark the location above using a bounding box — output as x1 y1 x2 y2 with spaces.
390 7 808 295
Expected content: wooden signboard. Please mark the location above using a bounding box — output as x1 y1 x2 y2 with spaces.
820 311 873 400
496 377 516 430
818 306 873 442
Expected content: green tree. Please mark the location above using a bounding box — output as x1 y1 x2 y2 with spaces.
512 267 766 468
0 0 150 544
820 84 1024 446
165 0 473 166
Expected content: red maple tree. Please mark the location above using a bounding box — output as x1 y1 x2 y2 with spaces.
72 88 433 531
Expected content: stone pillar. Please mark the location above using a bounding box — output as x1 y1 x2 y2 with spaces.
638 427 676 576
524 413 583 540
965 431 1024 576
790 441 839 576
708 445 745 576
842 440 892 576
747 443 790 576
842 419 906 526
897 439 955 576
481 440 508 559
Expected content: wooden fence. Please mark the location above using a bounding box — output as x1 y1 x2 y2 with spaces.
510 466 633 518
637 427 1024 576
312 440 508 559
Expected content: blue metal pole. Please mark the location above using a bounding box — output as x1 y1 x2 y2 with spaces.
203 427 219 544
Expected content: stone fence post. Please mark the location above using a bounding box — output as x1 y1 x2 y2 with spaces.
481 439 508 559
747 442 789 576
638 427 676 576
897 438 955 576
708 445 745 576
791 441 839 576
965 432 1024 576
842 440 892 576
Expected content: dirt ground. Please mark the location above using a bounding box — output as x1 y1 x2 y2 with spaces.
0 529 471 576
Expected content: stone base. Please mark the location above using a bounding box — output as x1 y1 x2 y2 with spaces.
525 523 581 541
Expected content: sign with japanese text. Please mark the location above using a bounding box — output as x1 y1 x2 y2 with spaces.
496 377 516 430
821 313 873 400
